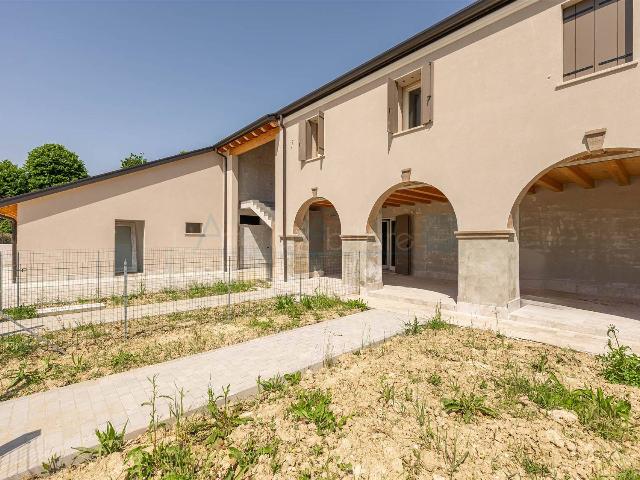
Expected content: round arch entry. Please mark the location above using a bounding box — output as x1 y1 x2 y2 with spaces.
512 147 640 318
364 181 458 304
292 197 343 278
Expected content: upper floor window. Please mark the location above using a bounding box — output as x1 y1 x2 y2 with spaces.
387 61 433 134
298 112 325 161
563 0 633 81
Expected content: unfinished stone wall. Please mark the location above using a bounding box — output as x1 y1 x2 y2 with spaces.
519 180 640 302
380 201 458 281
238 141 275 204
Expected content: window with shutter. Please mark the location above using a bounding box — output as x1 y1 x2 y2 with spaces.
390 66 431 133
299 113 325 161
563 0 633 81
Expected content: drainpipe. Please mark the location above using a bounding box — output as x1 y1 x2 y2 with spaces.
278 114 288 280
220 151 228 272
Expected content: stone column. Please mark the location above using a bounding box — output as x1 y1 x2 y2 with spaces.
456 229 520 318
226 154 239 269
341 234 380 293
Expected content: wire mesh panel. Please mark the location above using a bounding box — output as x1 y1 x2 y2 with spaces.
0 248 361 339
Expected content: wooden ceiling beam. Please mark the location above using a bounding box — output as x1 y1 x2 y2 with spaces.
229 127 279 156
394 189 443 202
604 159 630 186
383 201 402 207
410 186 448 200
389 192 431 204
562 165 594 188
385 196 415 205
536 175 563 192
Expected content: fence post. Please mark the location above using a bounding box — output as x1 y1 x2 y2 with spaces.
123 258 128 339
15 251 20 307
0 252 3 311
96 251 101 300
299 271 302 301
227 256 232 322
357 251 361 295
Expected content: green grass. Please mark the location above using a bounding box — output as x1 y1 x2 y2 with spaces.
0 334 38 362
75 421 127 458
499 370 632 440
289 388 346 435
599 325 640 388
110 350 138 372
3 305 38 320
520 455 551 477
442 391 498 422
275 293 367 320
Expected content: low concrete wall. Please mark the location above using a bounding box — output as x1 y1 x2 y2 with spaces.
519 180 640 302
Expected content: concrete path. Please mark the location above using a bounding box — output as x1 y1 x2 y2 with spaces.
0 309 406 480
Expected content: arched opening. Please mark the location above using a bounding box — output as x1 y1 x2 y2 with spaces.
365 181 457 305
293 197 342 278
513 148 640 320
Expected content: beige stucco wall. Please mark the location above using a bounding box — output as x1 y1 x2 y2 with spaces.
17 151 225 252
272 0 640 311
279 0 640 236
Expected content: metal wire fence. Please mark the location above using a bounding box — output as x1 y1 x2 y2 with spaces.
0 248 361 338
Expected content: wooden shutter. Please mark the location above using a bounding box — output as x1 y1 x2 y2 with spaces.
618 0 633 65
575 0 595 78
298 118 307 161
317 111 325 155
563 5 577 79
595 0 618 71
421 61 433 125
387 78 399 134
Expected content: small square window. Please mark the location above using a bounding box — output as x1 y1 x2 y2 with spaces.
407 87 422 129
185 222 203 234
299 112 325 161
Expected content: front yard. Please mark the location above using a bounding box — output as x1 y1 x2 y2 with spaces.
0 294 367 400
40 314 640 479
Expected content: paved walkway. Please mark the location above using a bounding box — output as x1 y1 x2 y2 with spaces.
0 309 406 480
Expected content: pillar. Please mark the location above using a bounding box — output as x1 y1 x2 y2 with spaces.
456 229 520 318
226 154 239 268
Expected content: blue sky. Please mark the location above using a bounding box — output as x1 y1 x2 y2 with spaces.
0 0 473 174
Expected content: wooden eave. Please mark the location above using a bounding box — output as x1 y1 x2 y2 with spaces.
0 204 17 221
216 121 280 156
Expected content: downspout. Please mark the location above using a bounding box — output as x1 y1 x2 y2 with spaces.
277 114 288 280
220 151 228 272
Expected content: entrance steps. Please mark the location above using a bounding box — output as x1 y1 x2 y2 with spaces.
362 287 640 355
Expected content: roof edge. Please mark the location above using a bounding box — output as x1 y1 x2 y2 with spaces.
0 145 221 208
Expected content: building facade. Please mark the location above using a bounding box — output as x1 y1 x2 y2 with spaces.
1 0 638 318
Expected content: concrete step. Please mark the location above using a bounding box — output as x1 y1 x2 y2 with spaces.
365 287 456 311
510 304 640 344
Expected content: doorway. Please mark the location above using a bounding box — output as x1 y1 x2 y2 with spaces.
115 220 144 274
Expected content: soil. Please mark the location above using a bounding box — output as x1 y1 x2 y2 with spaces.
42 321 640 479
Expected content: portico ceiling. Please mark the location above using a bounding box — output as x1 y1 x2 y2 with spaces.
532 150 640 194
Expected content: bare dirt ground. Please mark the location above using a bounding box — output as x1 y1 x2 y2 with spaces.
0 295 366 400
41 316 640 480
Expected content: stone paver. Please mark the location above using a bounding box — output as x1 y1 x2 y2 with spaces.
0 309 407 480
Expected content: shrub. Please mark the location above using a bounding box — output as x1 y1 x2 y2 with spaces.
599 325 640 387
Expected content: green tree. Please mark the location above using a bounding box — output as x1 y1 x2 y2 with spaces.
24 144 88 191
121 153 147 169
0 160 28 198
0 160 27 236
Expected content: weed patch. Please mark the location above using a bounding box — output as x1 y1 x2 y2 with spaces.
3 305 38 320
442 391 498 422
599 326 640 388
289 389 345 434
